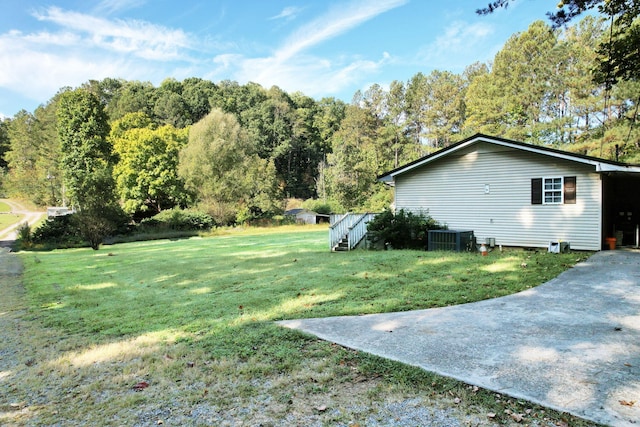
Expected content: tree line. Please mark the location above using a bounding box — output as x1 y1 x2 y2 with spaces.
0 14 638 228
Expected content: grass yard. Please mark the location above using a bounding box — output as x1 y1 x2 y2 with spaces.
0 201 23 231
0 212 23 230
3 226 596 426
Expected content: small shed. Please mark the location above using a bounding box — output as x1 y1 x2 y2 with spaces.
284 208 329 225
47 207 75 217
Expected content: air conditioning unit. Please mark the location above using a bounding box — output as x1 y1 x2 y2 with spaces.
428 230 474 252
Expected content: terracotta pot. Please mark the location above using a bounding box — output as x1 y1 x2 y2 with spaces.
606 237 617 250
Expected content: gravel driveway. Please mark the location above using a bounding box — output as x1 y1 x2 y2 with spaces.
0 199 45 247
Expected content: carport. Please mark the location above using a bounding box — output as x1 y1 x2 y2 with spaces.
602 173 640 248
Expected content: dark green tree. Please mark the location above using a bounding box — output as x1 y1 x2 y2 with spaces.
0 118 9 170
477 0 640 86
57 89 123 249
5 93 64 206
106 80 157 121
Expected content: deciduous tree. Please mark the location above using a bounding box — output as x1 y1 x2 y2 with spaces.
178 109 281 224
111 113 190 215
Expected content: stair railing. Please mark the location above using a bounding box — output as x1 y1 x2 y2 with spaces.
329 213 351 250
347 213 375 250
329 213 377 251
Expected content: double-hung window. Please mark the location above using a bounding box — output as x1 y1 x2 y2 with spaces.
531 176 576 205
544 177 563 204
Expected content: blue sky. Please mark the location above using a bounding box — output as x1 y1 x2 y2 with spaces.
0 0 556 118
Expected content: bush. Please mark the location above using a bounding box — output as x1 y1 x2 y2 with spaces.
73 204 129 250
16 223 32 249
32 205 129 250
32 215 82 247
141 208 214 231
367 209 444 250
301 198 344 215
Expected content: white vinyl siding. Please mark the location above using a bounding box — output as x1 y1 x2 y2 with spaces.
394 142 602 251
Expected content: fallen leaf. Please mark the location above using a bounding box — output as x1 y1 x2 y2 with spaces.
510 413 523 422
132 381 149 391
620 400 636 407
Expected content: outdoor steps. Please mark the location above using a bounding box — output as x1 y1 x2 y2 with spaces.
333 235 350 251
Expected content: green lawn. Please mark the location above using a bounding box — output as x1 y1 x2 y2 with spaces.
0 201 23 231
21 228 583 337
0 213 23 230
10 227 593 426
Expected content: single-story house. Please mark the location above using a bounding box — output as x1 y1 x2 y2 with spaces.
377 134 640 251
284 208 330 225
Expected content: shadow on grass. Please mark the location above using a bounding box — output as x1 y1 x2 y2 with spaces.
4 230 596 425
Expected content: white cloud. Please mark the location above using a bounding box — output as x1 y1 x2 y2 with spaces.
33 7 194 60
269 6 303 21
416 20 496 70
94 0 148 15
0 0 408 111
275 0 407 63
0 7 194 105
230 0 406 96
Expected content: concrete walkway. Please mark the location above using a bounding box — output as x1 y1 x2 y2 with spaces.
279 250 640 426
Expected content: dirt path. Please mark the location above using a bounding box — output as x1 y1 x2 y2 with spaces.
0 248 45 423
0 199 45 247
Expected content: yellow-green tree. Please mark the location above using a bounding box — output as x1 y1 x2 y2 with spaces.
111 113 190 215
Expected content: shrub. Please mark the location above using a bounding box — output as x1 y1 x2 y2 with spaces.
73 204 129 250
16 223 32 248
141 208 214 231
32 215 82 246
367 209 444 250
32 205 129 250
301 198 344 215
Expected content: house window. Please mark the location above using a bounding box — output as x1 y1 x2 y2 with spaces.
544 177 563 204
531 176 576 205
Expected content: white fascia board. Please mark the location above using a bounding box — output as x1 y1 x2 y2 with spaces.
596 163 640 173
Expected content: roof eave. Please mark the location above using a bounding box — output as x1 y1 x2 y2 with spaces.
376 134 640 181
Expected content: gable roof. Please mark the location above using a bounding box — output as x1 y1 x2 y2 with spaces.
378 133 640 183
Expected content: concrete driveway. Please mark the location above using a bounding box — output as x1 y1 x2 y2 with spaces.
279 250 640 426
